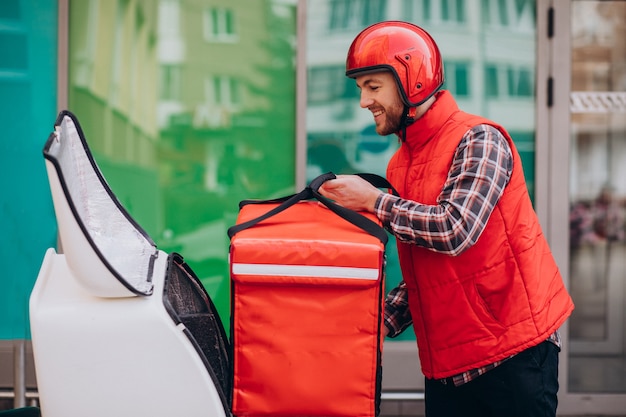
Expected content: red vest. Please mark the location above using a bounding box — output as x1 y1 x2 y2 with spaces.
387 91 574 379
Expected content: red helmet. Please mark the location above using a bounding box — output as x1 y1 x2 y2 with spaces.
346 21 444 107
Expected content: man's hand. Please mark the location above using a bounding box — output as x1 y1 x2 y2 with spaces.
318 174 383 213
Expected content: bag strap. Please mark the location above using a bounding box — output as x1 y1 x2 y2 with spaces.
227 172 394 245
355 173 399 196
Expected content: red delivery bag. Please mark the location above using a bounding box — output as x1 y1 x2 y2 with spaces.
227 173 392 417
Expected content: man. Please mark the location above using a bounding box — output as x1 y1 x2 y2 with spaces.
318 21 574 417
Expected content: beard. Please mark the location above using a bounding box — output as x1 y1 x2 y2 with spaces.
375 100 405 136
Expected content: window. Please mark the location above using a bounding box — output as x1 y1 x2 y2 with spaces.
484 64 499 98
362 0 386 26
402 0 431 23
443 61 471 97
507 66 533 97
203 8 237 42
405 0 465 24
423 0 432 21
307 66 355 103
159 0 180 37
206 75 241 108
497 0 510 25
482 0 535 30
329 0 386 31
441 0 466 23
160 64 181 100
484 63 534 98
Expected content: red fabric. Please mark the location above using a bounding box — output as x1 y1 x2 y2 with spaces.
230 201 384 417
387 91 574 379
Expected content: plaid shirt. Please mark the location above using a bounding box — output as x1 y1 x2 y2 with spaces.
375 124 561 386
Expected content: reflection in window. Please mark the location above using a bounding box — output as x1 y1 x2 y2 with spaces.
403 0 465 24
111 0 128 106
203 7 237 42
307 66 353 103
342 77 359 99
497 0 509 25
485 65 499 98
507 66 532 97
484 64 533 98
402 0 430 22
441 0 466 23
160 64 181 100
444 61 470 97
329 0 386 31
481 0 535 30
67 0 297 339
159 0 180 37
306 0 538 345
206 76 241 108
73 0 99 88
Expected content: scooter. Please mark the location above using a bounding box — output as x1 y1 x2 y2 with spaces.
29 111 231 417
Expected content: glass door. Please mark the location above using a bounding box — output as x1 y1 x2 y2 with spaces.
567 0 626 392
539 0 626 413
568 1 626 359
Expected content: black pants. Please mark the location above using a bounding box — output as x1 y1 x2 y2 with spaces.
425 341 560 417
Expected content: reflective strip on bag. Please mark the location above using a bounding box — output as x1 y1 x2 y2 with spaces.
232 263 380 280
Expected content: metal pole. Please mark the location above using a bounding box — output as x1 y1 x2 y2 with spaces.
13 339 26 409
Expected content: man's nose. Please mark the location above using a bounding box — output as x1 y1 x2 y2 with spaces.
359 92 373 108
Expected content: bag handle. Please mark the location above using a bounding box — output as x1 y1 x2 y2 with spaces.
227 172 396 245
355 173 399 196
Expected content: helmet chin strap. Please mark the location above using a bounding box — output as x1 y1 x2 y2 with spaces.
398 105 417 141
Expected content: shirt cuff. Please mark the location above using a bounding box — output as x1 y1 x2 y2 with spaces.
375 192 400 226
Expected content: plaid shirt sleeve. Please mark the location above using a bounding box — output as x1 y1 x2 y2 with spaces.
375 124 513 256
378 124 513 338
383 280 414 337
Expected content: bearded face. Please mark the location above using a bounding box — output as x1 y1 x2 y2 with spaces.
374 95 405 136
356 71 407 136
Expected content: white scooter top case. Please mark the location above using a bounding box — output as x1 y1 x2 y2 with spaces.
30 110 231 417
